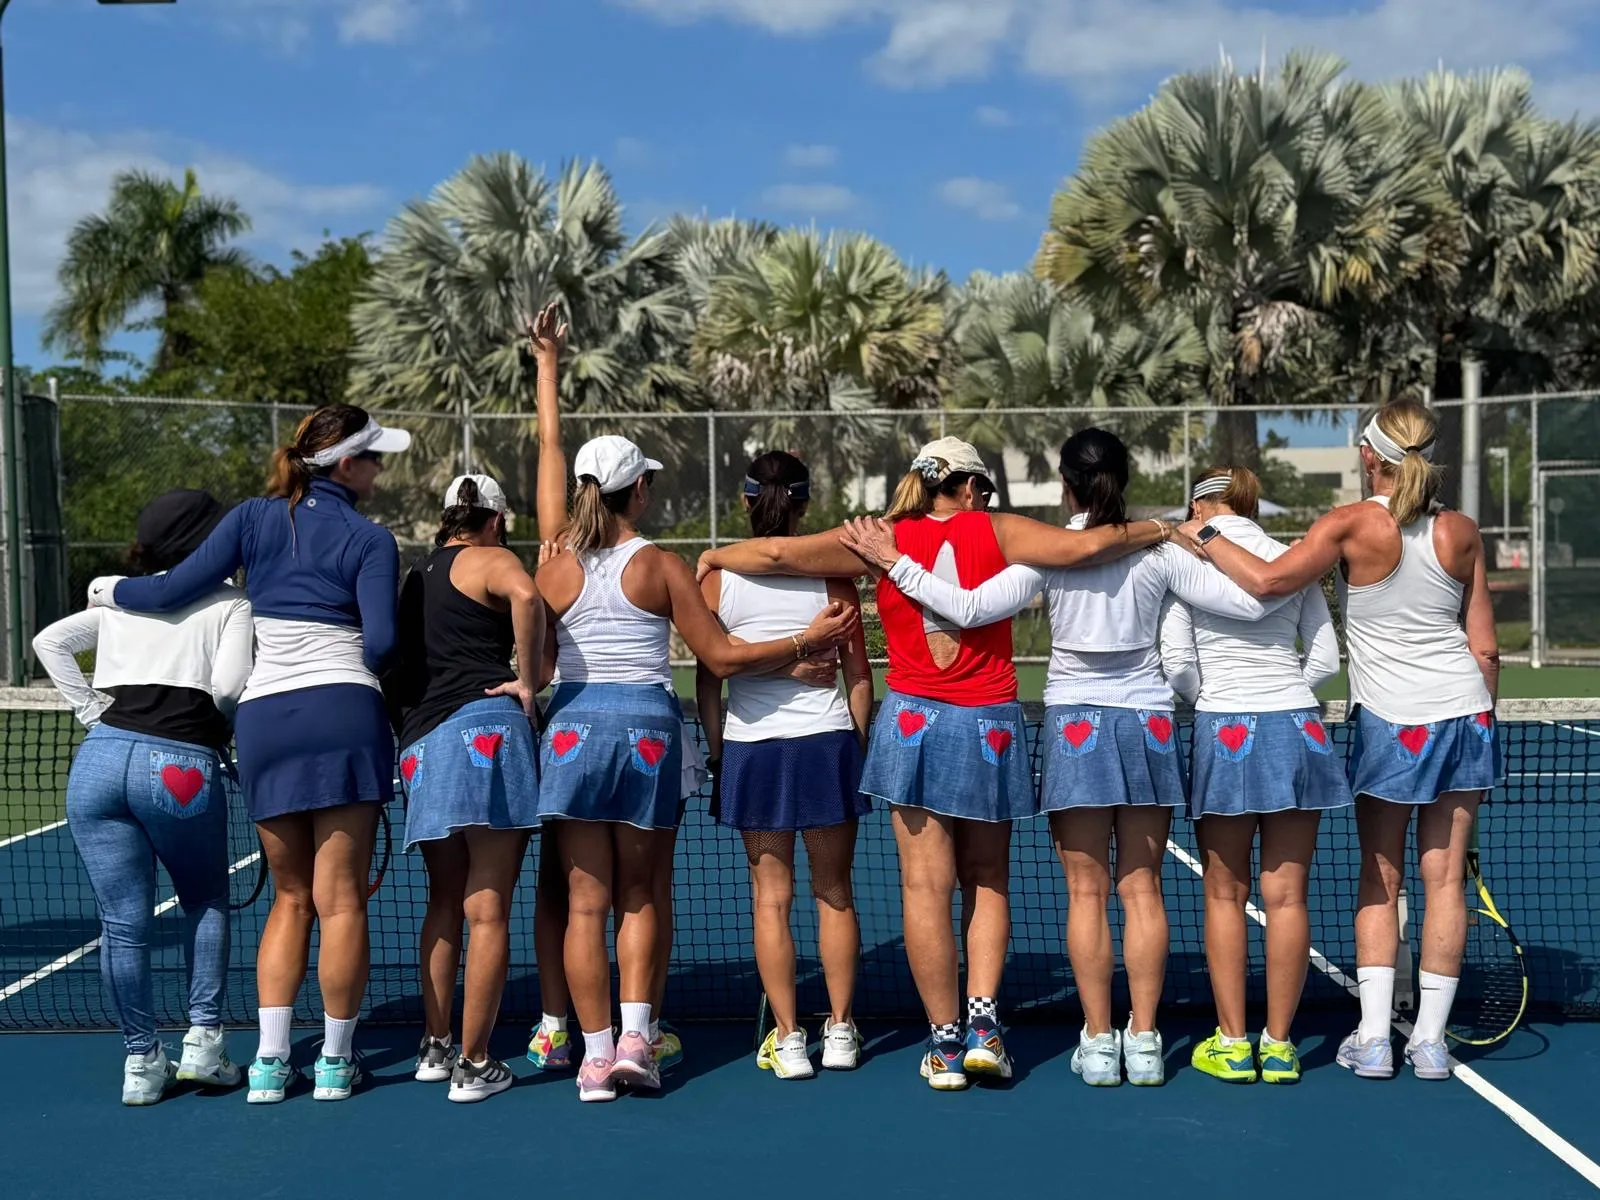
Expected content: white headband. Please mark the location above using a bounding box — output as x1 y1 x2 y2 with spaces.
304 419 384 468
1362 415 1435 465
1191 475 1231 502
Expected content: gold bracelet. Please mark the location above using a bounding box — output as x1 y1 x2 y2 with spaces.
791 634 804 660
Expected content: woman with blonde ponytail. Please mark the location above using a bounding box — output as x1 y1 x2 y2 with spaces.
86 402 413 1105
1184 399 1502 1083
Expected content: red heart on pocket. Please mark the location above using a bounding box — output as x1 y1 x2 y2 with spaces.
1302 720 1327 745
1398 725 1430 755
551 730 580 757
1062 720 1094 748
636 737 667 767
1475 711 1492 728
986 728 1012 757
161 765 204 807
472 733 504 759
1145 715 1173 745
897 710 926 738
400 755 419 782
1218 724 1250 753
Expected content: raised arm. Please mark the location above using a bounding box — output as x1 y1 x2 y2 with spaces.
1296 584 1341 695
990 511 1167 570
827 576 875 749
111 505 247 613
662 552 856 678
528 303 570 542
356 530 402 674
697 528 867 582
211 598 255 723
32 609 109 728
1184 507 1352 599
1158 595 1199 706
482 548 545 717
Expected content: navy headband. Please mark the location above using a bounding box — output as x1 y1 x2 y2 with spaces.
743 476 811 501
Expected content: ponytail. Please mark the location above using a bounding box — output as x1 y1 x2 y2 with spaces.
885 470 933 520
1388 450 1439 527
563 477 629 553
1368 400 1441 526
1058 427 1129 528
744 450 811 538
435 476 500 547
1192 466 1261 520
265 445 314 511
265 404 370 513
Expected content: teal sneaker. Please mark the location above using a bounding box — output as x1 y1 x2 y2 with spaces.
246 1056 295 1104
313 1053 363 1101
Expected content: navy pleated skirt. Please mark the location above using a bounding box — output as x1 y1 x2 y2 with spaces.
715 729 868 832
234 683 394 822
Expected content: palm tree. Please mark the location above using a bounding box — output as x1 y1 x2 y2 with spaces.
348 154 695 517
945 272 1205 505
43 168 251 371
1038 50 1454 466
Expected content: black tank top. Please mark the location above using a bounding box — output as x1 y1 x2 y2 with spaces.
396 545 516 747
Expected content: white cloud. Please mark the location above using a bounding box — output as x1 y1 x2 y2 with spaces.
760 182 861 213
784 143 840 168
197 0 464 51
337 0 422 44
614 0 1600 96
937 176 1021 221
7 118 387 318
974 105 1015 127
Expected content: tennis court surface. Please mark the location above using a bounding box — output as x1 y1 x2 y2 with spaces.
4 692 1599 1199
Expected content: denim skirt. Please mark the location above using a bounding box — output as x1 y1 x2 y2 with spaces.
858 690 1035 823
1347 705 1503 806
537 682 685 830
399 695 541 849
1189 708 1354 818
1040 704 1186 812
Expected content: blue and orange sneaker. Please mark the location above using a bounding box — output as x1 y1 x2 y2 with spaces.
920 1038 969 1091
962 1021 1013 1080
527 1025 572 1071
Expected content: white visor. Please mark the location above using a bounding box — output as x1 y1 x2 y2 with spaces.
304 417 412 468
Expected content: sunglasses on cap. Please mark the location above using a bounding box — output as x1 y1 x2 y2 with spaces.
354 450 384 464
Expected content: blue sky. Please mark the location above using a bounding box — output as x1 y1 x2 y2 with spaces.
7 0 1600 388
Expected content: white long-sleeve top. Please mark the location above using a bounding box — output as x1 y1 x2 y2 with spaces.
33 584 253 742
885 515 1283 710
1164 514 1340 712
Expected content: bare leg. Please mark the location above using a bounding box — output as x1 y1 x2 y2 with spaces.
744 830 799 1035
1258 810 1321 1043
1051 808 1114 1035
255 814 316 1009
557 821 615 1037
953 818 1011 1002
1114 805 1171 1034
1197 814 1255 1040
892 805 959 1028
308 804 379 1020
418 835 469 1042
459 827 530 1061
802 821 860 1027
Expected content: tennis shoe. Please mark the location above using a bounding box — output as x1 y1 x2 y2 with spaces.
1191 1029 1257 1083
448 1055 515 1103
821 1021 863 1070
527 1025 572 1070
122 1044 177 1106
919 1038 969 1091
962 1021 1013 1080
313 1052 363 1101
1123 1022 1165 1086
1335 1031 1394 1079
414 1035 458 1082
757 1027 814 1079
608 1031 660 1090
1257 1035 1301 1084
1071 1028 1122 1086
652 1022 684 1072
246 1055 295 1104
1403 1038 1452 1081
177 1025 241 1088
577 1057 617 1102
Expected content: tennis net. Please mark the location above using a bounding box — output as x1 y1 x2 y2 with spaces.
2 693 1597 1030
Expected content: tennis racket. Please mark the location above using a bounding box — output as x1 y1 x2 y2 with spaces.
225 767 268 911
367 804 393 899
1446 820 1528 1046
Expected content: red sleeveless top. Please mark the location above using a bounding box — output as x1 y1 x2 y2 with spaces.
876 511 1017 706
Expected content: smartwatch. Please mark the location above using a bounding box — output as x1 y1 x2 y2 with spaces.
1196 523 1222 545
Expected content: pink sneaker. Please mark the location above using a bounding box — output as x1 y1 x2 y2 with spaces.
577 1056 617 1102
608 1032 660 1090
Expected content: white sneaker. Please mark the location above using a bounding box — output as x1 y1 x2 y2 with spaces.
757 1028 814 1079
1122 1021 1165 1086
821 1021 862 1070
122 1044 177 1106
1070 1028 1121 1087
177 1025 242 1088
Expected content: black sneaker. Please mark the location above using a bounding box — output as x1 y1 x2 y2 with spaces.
448 1055 515 1103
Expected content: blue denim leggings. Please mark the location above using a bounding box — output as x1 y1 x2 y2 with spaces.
66 725 231 1054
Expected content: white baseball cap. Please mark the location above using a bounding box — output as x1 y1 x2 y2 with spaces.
303 416 411 467
443 474 508 513
573 435 663 494
911 436 993 484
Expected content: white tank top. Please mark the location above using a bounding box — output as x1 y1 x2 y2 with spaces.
1337 497 1492 724
554 537 673 686
718 572 852 742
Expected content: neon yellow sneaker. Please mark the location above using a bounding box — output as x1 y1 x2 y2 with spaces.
1190 1029 1258 1083
652 1023 683 1072
756 1027 814 1080
1258 1035 1301 1084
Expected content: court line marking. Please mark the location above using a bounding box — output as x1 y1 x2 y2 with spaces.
0 849 262 1004
1546 721 1600 740
0 819 67 849
1164 838 1600 1191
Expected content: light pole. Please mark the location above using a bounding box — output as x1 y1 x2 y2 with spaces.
0 0 175 684
1486 445 1510 534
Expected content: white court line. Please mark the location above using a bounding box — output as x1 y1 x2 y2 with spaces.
1546 721 1600 740
0 819 67 849
0 849 261 1004
1164 838 1600 1191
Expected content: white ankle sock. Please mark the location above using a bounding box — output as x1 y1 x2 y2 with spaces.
541 1012 567 1035
620 1002 651 1038
1356 966 1396 1042
323 1014 358 1060
582 1028 615 1063
256 1007 293 1061
1412 971 1459 1043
